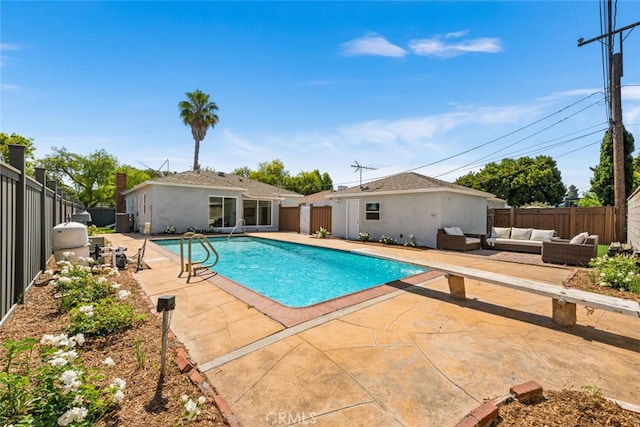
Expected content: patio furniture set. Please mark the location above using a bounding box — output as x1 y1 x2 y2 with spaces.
436 226 598 267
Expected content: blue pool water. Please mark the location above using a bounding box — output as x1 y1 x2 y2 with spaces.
154 237 426 307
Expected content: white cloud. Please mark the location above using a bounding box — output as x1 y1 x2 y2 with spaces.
409 33 502 58
1 83 21 91
537 88 604 102
340 33 408 58
0 43 20 51
623 85 640 100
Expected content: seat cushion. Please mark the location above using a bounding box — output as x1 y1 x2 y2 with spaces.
510 227 533 240
530 229 556 241
490 227 511 239
465 237 481 245
444 226 464 236
569 232 590 244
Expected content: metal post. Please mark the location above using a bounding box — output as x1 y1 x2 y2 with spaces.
156 295 175 380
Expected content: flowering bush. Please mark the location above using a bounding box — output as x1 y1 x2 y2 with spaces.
49 257 117 313
0 335 125 426
359 232 370 242
165 225 177 234
67 298 141 338
404 234 417 247
179 394 207 423
379 235 397 245
316 227 331 238
589 254 640 293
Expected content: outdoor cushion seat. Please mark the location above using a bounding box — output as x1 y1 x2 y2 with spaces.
483 227 556 254
436 228 484 251
542 234 598 266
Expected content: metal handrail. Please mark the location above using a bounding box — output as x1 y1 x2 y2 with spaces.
227 218 246 239
179 232 219 282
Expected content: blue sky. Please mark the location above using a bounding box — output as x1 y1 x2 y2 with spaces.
2 1 639 195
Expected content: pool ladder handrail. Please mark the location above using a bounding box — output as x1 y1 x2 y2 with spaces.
227 218 246 239
179 232 219 282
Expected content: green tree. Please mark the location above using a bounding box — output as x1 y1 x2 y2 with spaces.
0 132 37 174
566 185 579 200
589 127 635 206
40 147 118 208
179 89 219 171
234 160 333 195
248 159 290 186
576 191 602 207
288 169 333 195
232 166 251 177
455 155 566 207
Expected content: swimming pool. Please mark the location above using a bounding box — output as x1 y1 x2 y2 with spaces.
154 237 427 307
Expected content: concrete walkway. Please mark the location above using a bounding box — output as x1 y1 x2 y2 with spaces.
106 232 640 427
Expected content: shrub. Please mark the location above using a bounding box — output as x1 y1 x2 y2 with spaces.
0 335 125 426
404 234 417 247
316 227 331 238
359 232 370 242
50 258 119 313
67 299 144 338
165 225 177 234
379 235 397 245
589 254 640 293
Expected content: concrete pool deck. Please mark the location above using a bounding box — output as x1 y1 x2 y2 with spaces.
106 232 640 426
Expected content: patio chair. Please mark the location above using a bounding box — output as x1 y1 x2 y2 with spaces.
436 227 484 251
541 234 598 267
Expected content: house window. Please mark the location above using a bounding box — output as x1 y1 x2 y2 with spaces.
365 202 380 220
209 196 237 227
243 199 272 226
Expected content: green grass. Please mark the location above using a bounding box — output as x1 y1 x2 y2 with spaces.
92 226 114 234
596 244 609 257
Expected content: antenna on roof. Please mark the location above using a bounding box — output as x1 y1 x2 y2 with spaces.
351 161 377 188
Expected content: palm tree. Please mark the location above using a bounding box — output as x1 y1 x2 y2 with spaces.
179 90 219 170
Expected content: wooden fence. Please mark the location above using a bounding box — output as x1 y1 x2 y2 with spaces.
489 206 616 245
1 145 77 329
278 205 332 235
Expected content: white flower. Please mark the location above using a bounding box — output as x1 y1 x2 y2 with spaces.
57 276 72 284
57 406 88 426
118 290 131 300
48 356 68 367
45 269 55 275
97 276 108 284
198 396 206 405
60 370 82 394
62 251 75 259
111 283 121 289
79 305 94 317
73 395 84 405
181 394 189 403
103 357 115 367
111 377 126 390
71 333 85 346
113 389 125 403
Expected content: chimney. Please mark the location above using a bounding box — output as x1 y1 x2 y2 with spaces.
116 173 126 213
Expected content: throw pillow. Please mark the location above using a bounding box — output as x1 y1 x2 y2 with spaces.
569 231 589 244
444 227 464 236
491 227 511 239
530 229 556 241
510 227 533 240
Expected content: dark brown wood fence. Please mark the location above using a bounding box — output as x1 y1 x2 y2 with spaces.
279 206 300 232
1 145 77 328
489 207 616 244
310 205 332 235
279 205 332 235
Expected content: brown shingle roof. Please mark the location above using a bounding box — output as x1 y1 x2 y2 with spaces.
329 172 494 197
142 170 302 198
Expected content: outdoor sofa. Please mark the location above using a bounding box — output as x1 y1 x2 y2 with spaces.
541 233 599 267
436 227 484 251
484 227 556 254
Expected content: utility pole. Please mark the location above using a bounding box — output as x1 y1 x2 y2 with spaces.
351 161 376 188
578 6 640 242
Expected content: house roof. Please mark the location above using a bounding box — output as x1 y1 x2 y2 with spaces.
299 190 333 205
124 170 302 199
328 172 494 198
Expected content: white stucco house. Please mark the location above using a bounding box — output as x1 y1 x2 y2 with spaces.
122 170 302 234
328 172 495 248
